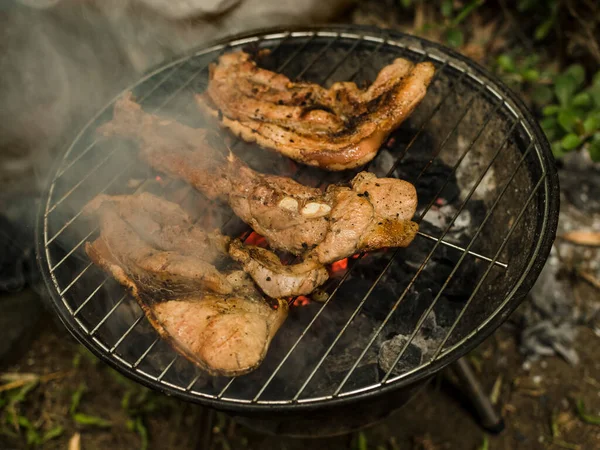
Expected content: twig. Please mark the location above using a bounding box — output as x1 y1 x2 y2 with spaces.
552 438 581 450
0 370 73 393
68 432 81 450
490 374 503 405
577 270 600 291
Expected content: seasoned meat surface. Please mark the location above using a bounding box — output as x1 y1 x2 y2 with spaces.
97 94 419 297
83 193 288 376
197 50 435 170
228 239 329 298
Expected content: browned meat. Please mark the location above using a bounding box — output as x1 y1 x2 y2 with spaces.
228 239 329 298
97 94 419 297
197 50 435 170
83 192 288 376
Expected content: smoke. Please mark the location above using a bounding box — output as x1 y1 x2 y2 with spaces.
0 0 353 196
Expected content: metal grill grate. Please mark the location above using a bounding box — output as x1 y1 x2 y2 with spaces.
38 26 558 411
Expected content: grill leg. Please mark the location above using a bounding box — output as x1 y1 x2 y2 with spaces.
452 357 505 433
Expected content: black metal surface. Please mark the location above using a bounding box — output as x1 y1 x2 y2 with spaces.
36 24 560 416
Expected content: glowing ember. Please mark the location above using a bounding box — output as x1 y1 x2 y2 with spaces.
292 296 310 307
330 258 349 273
245 231 267 247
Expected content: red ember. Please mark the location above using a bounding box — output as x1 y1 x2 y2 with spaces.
245 231 267 247
330 258 349 273
292 296 311 307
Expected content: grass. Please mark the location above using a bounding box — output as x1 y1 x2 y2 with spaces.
575 399 600 426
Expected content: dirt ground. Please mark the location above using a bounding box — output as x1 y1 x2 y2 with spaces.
1 282 599 450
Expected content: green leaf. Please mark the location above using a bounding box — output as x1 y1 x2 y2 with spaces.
576 399 600 425
555 74 579 106
589 134 600 162
26 427 41 446
532 85 554 106
8 382 38 405
126 419 136 431
121 390 133 412
594 70 600 86
534 16 555 41
497 54 516 73
521 69 539 82
356 431 368 450
551 141 568 159
541 117 559 141
572 92 592 108
543 105 561 116
445 28 464 48
17 416 41 445
441 0 453 17
18 415 33 429
452 0 484 26
561 133 582 150
135 417 149 450
400 0 412 8
70 384 86 416
41 426 64 443
565 64 586 88
589 85 600 107
558 109 579 132
517 0 537 11
73 413 112 428
584 115 600 134
479 435 489 450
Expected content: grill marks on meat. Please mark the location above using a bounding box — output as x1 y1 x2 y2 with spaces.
197 50 435 170
83 192 288 376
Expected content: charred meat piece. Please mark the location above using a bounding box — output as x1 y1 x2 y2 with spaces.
83 192 288 376
98 94 419 297
197 50 435 170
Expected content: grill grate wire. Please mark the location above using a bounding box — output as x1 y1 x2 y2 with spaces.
40 28 555 408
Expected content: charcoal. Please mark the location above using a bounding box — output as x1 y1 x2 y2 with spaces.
338 363 380 392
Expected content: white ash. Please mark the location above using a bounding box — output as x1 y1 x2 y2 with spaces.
370 148 396 178
454 147 497 204
378 311 446 376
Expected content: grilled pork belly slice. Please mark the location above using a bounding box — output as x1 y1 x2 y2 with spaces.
197 50 435 170
83 193 288 376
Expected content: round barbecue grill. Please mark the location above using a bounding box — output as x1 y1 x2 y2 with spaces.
37 24 559 435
